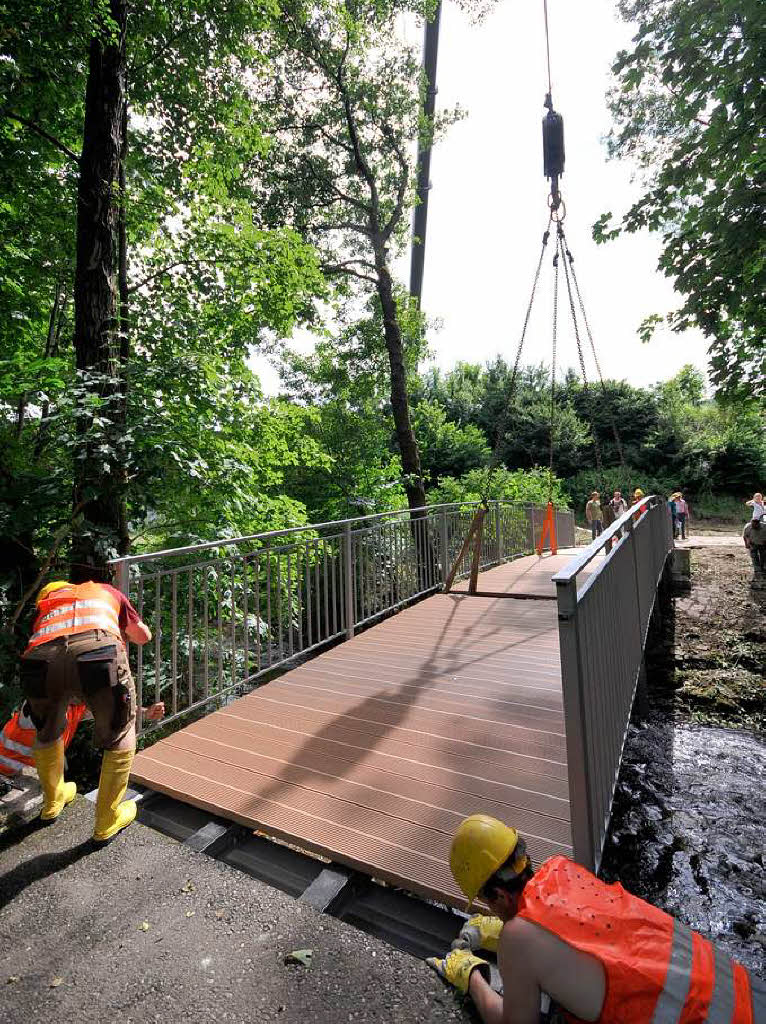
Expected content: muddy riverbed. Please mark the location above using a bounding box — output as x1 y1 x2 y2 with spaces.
601 543 765 976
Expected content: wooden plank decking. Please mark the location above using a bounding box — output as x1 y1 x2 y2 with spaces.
131 555 574 910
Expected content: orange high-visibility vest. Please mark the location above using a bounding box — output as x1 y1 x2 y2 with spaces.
25 582 122 653
517 856 760 1024
0 703 89 776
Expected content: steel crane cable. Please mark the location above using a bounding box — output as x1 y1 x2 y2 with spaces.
481 216 553 502
547 237 560 502
562 242 629 474
543 0 553 100
557 224 605 478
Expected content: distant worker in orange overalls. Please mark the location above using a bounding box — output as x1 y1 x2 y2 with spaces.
427 815 764 1023
19 577 153 842
633 487 648 521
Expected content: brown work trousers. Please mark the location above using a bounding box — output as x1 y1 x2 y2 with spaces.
20 629 136 749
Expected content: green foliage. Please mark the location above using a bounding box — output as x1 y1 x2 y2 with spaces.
428 467 567 508
600 0 766 400
412 401 490 485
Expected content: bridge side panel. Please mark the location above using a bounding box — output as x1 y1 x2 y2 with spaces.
556 501 672 872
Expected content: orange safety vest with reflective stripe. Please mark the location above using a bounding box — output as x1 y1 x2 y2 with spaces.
517 856 761 1024
0 703 89 776
24 582 122 653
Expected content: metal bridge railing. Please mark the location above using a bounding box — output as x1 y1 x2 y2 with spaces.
111 500 575 736
552 495 674 872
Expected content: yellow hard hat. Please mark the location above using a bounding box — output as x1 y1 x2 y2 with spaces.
37 581 70 605
449 814 527 904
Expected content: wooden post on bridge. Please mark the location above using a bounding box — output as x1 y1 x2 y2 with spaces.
444 506 486 594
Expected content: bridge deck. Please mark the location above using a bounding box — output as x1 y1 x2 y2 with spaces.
453 547 595 598
131 555 574 909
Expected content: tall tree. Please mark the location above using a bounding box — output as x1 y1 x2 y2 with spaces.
597 0 766 401
252 0 454 514
69 0 128 575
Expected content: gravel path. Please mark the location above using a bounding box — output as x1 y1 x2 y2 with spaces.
0 800 469 1024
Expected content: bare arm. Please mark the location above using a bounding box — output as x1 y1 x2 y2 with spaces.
468 971 516 1024
124 620 152 645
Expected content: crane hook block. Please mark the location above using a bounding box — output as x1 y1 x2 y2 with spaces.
542 107 565 180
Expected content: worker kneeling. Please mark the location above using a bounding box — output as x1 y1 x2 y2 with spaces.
428 814 764 1023
19 577 152 842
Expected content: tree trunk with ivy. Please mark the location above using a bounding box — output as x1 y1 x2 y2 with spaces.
372 241 427 513
70 0 128 579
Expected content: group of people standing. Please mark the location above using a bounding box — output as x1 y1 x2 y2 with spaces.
585 487 686 543
585 488 634 540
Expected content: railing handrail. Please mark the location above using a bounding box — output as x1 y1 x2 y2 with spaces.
552 494 665 585
110 498 569 567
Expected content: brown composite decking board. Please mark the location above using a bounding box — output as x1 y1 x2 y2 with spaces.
452 548 593 598
132 559 574 910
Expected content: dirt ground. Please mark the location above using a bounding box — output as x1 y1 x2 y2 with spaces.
601 542 766 976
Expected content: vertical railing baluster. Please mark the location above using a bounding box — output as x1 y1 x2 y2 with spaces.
155 576 162 708
230 558 237 692
254 553 261 673
171 573 178 716
136 577 144 734
330 537 338 637
243 555 250 683
203 568 209 702
322 540 329 641
305 540 312 649
216 563 224 696
265 549 273 668
314 540 321 643
344 522 354 640
276 552 283 662
187 568 194 711
287 550 294 657
297 545 304 652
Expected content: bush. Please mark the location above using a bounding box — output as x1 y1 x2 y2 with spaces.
427 466 568 508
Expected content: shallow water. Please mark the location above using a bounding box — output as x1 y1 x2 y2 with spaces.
601 712 765 976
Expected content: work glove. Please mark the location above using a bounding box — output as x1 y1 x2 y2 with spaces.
451 914 504 953
426 949 490 995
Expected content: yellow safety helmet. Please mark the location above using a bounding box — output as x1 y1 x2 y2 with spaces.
449 814 528 904
36 581 70 605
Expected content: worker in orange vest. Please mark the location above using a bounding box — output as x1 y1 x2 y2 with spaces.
427 815 764 1023
19 578 152 842
0 699 165 779
0 701 89 778
633 487 649 521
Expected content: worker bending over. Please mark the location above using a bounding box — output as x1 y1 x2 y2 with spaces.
428 814 764 1024
19 577 152 841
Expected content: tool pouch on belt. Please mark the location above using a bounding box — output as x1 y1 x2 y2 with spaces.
77 646 133 732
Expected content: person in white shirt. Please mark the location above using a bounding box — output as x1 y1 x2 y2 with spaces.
746 492 764 525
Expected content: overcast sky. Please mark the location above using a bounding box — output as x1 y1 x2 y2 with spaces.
253 0 711 396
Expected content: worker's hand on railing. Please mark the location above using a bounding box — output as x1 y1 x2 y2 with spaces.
451 914 504 953
143 702 165 721
426 949 490 994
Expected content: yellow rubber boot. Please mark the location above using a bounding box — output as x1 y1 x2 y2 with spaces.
93 748 137 842
33 739 77 821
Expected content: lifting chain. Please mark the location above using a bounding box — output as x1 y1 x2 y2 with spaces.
483 217 553 501
558 226 604 477
564 245 628 474
548 240 560 502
